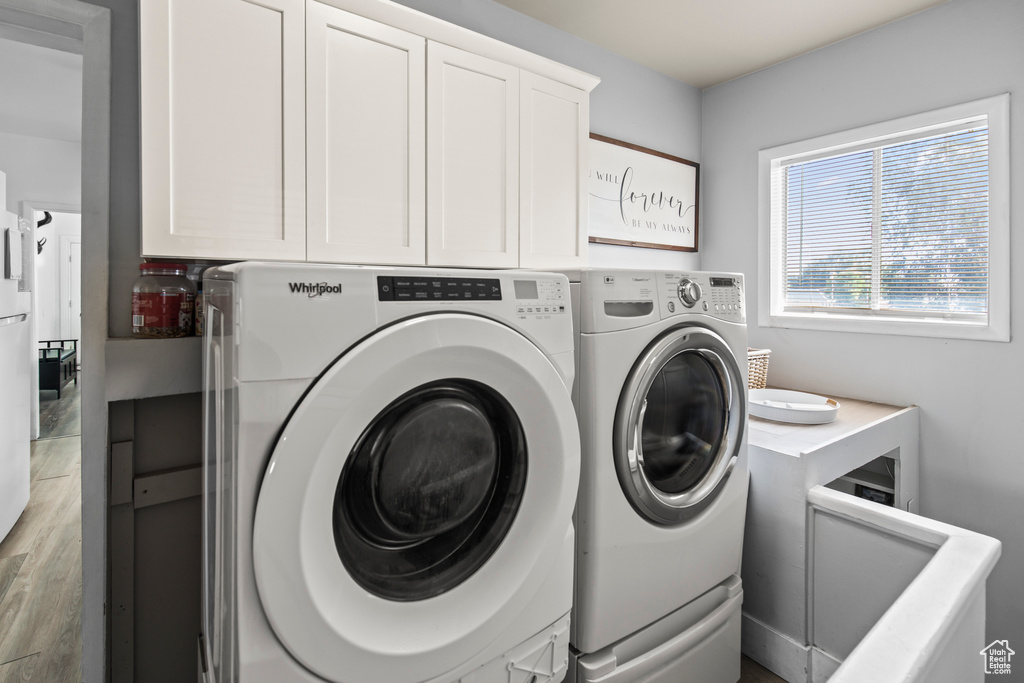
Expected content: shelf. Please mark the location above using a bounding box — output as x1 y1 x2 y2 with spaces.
836 466 895 494
105 336 202 401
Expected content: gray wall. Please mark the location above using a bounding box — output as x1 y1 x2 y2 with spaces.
393 0 704 271
701 0 1024 656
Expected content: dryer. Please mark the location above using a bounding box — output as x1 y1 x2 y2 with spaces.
566 269 749 683
201 262 580 683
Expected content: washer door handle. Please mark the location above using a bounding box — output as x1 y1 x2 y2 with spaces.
627 399 648 473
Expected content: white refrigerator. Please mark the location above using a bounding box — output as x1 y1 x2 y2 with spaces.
1 197 31 542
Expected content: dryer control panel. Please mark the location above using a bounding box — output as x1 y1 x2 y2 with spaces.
513 277 568 317
659 272 744 323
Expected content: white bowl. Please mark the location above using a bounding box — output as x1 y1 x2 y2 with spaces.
748 389 840 424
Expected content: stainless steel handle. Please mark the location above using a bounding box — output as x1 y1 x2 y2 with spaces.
627 399 648 473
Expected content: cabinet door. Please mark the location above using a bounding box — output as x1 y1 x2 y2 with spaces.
519 73 589 269
141 0 306 260
306 3 426 265
427 43 519 268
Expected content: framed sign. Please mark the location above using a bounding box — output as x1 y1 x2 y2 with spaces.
588 133 699 251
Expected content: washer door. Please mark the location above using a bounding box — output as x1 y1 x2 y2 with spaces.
613 326 745 525
252 314 579 683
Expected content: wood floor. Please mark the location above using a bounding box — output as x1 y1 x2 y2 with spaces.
741 655 787 682
0 384 81 683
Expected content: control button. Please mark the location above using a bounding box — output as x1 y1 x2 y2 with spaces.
702 301 709 311
377 276 395 301
667 301 676 313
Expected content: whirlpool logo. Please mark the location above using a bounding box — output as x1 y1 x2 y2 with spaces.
288 281 343 298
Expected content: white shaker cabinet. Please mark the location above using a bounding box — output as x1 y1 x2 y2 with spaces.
426 43 520 269
519 73 589 269
306 3 426 265
141 0 598 268
141 0 306 261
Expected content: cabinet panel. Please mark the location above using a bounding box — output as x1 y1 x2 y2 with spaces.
520 73 589 269
306 3 426 265
427 43 519 268
141 0 306 260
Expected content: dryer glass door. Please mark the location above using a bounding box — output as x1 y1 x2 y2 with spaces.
334 379 526 601
614 326 745 525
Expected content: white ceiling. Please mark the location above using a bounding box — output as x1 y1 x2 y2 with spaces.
0 37 82 143
493 0 951 88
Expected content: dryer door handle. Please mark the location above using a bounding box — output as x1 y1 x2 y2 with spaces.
627 399 648 473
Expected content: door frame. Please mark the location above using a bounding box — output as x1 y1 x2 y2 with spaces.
0 2 111 682
59 231 83 343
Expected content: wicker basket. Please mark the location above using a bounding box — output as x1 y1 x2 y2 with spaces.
747 348 771 390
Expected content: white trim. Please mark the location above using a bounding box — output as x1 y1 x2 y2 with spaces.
58 233 81 341
758 94 1010 342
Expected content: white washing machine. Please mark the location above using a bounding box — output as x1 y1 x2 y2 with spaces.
201 262 580 683
565 269 749 683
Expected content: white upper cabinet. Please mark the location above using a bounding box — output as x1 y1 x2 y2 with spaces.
427 43 519 269
519 73 589 269
141 0 306 261
306 4 426 265
141 0 599 267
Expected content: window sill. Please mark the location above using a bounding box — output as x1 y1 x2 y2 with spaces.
760 311 1008 342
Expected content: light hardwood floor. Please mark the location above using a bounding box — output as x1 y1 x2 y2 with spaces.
0 384 81 683
741 655 787 683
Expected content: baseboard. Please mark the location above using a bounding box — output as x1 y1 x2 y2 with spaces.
810 647 841 683
741 613 846 683
741 612 811 682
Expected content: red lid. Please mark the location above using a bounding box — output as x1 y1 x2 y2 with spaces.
140 262 188 272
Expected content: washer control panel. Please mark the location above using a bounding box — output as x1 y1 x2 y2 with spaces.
514 277 567 317
659 272 744 322
377 276 502 301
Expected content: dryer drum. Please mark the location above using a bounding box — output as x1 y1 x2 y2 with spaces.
334 379 527 601
639 352 726 494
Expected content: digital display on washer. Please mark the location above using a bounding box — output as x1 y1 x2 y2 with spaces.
710 277 736 288
377 276 502 301
513 280 539 300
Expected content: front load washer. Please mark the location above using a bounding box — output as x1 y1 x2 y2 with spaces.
201 262 580 683
565 269 749 683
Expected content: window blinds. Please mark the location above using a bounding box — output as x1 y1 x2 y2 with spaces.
777 124 989 320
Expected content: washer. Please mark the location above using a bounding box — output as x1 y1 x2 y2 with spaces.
565 269 749 683
201 262 580 683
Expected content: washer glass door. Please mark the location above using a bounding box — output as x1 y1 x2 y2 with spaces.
614 326 745 525
335 378 526 601
252 313 578 683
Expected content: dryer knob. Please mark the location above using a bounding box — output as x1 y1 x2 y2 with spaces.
678 279 702 307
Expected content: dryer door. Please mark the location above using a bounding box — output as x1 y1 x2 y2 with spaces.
252 313 579 683
613 326 745 525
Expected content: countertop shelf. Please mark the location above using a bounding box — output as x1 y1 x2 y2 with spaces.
105 336 202 401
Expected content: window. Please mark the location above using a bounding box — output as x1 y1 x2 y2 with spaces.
759 95 1009 341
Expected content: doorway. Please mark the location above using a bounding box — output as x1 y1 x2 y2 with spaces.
0 2 102 679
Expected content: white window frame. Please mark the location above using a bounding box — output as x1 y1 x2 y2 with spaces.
758 94 1010 342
